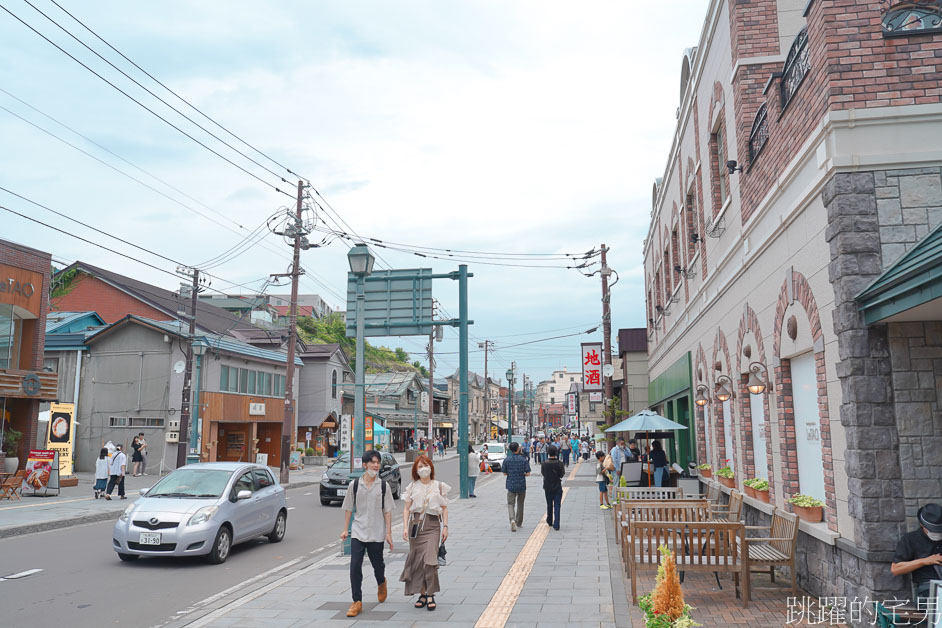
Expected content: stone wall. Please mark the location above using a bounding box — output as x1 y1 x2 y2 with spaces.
874 167 942 268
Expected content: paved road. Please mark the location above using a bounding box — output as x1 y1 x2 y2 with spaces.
0 455 465 628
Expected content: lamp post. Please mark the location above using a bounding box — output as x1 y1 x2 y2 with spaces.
505 366 515 446
344 243 374 555
187 338 210 464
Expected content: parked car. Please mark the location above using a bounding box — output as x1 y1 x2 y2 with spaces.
320 451 401 506
482 442 507 471
112 462 287 564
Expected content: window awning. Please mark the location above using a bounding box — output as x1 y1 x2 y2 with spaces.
857 221 942 324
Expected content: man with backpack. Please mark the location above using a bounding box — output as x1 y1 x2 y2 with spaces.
340 450 394 617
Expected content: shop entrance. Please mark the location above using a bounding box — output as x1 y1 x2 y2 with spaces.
256 422 281 468
217 422 250 462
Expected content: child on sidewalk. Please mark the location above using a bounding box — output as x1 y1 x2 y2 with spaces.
595 451 611 510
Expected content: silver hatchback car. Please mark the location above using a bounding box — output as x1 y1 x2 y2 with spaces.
112 462 287 564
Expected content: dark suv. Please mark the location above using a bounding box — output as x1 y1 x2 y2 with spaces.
319 451 401 506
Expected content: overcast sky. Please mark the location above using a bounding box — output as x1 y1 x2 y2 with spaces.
1 0 709 387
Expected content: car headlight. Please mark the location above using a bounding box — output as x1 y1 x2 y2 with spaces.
321 476 330 485
187 506 219 526
119 504 135 522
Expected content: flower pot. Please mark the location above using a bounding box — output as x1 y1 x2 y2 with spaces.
754 488 770 504
718 476 735 489
744 486 756 499
699 469 712 478
792 504 823 522
3 456 19 473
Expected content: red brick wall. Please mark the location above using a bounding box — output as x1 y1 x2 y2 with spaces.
52 273 169 323
0 240 52 456
729 0 780 63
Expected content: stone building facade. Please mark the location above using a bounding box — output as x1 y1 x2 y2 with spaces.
643 0 942 612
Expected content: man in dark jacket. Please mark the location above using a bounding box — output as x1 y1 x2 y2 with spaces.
541 445 565 531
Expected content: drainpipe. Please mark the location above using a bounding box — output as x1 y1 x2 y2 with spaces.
137 352 144 411
72 349 83 459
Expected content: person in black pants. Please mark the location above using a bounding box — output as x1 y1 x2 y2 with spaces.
541 445 565 531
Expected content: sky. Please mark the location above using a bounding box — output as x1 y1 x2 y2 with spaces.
0 0 709 387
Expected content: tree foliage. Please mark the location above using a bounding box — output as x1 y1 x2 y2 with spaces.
296 313 421 374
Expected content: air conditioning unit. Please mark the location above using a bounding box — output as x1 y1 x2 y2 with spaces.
165 432 179 443
168 420 180 431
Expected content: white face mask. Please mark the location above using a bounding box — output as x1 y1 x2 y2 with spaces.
417 466 431 479
364 469 378 478
928 531 942 542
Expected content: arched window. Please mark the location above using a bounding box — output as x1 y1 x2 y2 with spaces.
331 370 338 399
781 28 810 110
749 103 769 164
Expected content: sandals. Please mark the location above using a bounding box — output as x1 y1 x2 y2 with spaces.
415 595 428 608
427 596 437 611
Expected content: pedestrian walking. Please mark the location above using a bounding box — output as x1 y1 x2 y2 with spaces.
531 437 539 463
580 439 590 461
521 438 530 460
340 450 394 618
400 455 450 612
502 441 531 532
559 436 571 467
541 445 565 530
94 447 109 499
468 445 481 497
538 438 547 465
104 444 127 500
595 451 612 509
131 435 144 476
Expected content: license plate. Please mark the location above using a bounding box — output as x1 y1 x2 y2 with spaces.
336 489 347 497
139 532 161 545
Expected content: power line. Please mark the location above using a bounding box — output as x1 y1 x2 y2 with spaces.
47 0 299 179
0 1 294 199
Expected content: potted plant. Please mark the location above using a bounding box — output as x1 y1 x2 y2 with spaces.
750 478 771 504
742 478 757 499
696 463 712 479
637 545 700 627
715 462 735 489
2 428 23 472
788 494 824 522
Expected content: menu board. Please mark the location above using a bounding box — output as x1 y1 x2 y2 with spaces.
22 450 59 495
48 402 75 476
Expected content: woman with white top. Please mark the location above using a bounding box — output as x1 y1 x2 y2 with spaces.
94 447 109 499
467 445 481 498
400 454 450 612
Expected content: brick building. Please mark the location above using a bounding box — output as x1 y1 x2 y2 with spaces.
644 0 942 608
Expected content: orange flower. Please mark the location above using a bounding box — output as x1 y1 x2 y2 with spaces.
651 546 685 621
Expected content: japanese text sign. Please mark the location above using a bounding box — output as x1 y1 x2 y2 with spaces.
581 343 603 391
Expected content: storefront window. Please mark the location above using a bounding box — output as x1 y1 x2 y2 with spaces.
0 305 23 370
791 352 825 502
749 390 768 480
722 399 735 471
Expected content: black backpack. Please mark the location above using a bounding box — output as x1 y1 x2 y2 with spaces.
352 477 388 510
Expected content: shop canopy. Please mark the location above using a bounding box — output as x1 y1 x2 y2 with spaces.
372 423 390 434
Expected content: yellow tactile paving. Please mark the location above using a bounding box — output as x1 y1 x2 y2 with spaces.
474 460 581 628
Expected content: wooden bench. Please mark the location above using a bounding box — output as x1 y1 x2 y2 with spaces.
710 489 744 521
618 500 711 563
613 486 686 543
741 508 799 602
627 520 747 606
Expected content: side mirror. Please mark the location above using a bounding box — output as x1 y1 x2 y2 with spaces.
237 489 252 501
381 465 391 474
140 487 150 496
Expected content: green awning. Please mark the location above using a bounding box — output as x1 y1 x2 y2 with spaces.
857 221 942 324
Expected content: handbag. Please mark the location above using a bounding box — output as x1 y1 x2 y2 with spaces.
437 542 447 567
603 453 615 471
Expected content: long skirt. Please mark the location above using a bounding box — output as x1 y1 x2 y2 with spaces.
400 514 441 596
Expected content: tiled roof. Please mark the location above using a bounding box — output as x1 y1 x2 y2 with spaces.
45 311 105 333
365 372 420 396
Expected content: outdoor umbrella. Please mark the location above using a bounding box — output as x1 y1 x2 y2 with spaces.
605 410 688 485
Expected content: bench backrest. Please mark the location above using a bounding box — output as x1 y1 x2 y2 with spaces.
718 490 744 522
616 486 684 501
625 502 712 525
628 521 744 568
770 509 799 556
704 482 720 503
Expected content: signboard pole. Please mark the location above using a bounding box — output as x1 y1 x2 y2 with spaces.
458 265 470 499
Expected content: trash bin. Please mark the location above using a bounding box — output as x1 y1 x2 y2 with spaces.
405 449 419 463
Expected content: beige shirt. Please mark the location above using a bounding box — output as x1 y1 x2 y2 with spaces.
341 476 393 542
403 480 451 515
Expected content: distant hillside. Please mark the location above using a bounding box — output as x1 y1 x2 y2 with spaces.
297 313 426 375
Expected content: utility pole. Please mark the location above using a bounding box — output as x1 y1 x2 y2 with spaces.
175 268 200 469
478 340 491 443
601 243 615 449
269 180 307 484
426 302 437 458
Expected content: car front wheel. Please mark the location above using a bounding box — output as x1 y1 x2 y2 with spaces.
207 526 232 564
268 510 287 543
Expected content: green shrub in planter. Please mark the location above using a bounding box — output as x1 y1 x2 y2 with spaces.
697 464 711 471
787 494 824 508
304 447 315 456
715 466 734 479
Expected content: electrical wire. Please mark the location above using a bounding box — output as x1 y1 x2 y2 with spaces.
0 2 294 199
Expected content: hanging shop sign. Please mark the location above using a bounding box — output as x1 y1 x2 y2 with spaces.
22 449 60 495
581 342 603 391
567 393 577 414
48 402 75 476
0 264 43 315
589 391 603 403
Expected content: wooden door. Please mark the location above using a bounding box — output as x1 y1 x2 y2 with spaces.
256 422 281 468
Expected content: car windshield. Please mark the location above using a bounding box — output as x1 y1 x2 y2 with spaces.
146 469 233 498
330 452 350 468
486 444 505 454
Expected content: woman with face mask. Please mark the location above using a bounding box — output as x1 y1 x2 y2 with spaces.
399 454 450 611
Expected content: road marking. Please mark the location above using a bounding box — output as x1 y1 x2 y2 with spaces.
0 568 43 582
0 496 93 511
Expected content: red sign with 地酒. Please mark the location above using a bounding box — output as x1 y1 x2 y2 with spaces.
581 343 603 391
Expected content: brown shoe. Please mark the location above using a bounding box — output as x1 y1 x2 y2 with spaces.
346 601 362 617
378 579 388 603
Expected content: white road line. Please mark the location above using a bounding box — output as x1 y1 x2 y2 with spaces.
303 492 311 496
0 568 43 582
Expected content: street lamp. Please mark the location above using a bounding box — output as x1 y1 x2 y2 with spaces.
505 367 514 446
187 338 210 464
345 243 374 555
694 384 709 407
715 375 733 403
746 362 773 395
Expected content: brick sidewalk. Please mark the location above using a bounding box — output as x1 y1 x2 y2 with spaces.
175 457 630 628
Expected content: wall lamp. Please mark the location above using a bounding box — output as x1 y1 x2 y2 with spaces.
655 304 664 314
747 362 773 395
690 233 701 244
715 374 734 402
726 160 744 175
694 384 709 407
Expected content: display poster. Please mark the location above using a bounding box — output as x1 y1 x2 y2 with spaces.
288 450 301 470
48 402 75 476
22 449 59 495
255 453 269 466
365 415 374 450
